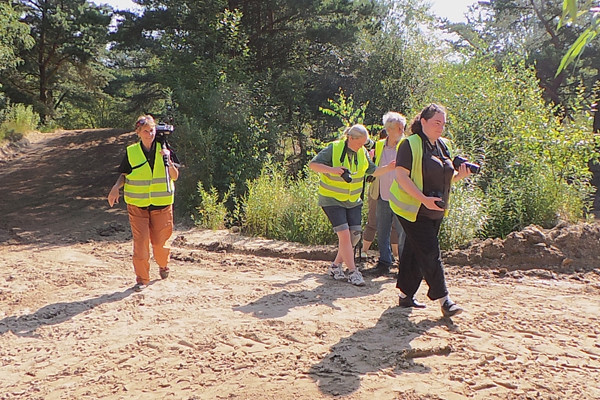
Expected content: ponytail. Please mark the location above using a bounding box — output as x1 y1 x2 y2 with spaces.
410 103 446 135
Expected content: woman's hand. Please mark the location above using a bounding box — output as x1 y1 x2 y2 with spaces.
107 174 125 207
308 162 345 176
422 196 444 211
453 162 472 182
372 160 396 177
330 166 347 176
107 185 120 207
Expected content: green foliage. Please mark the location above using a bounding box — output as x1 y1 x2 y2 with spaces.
439 184 487 250
557 0 600 74
193 182 231 230
243 160 336 245
0 0 112 122
0 2 34 72
448 0 599 124
353 1 438 121
483 164 590 237
319 89 368 130
0 103 39 142
433 57 596 238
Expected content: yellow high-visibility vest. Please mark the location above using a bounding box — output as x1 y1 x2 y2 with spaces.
123 142 174 207
373 138 386 166
389 135 452 221
318 140 369 202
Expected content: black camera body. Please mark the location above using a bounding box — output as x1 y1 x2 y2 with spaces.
155 123 173 147
155 123 173 136
426 191 445 209
453 156 480 174
340 168 352 183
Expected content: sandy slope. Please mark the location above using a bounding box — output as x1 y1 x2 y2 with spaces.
1 129 599 400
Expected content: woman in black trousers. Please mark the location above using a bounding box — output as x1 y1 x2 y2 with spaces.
389 104 472 317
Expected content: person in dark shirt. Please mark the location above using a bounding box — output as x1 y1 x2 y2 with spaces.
390 104 472 317
107 115 180 292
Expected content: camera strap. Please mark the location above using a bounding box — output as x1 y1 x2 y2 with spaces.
435 139 452 204
437 139 451 160
131 160 148 170
339 140 358 171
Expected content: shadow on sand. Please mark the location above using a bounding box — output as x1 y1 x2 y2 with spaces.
233 272 394 319
0 287 136 337
309 306 456 396
233 271 457 397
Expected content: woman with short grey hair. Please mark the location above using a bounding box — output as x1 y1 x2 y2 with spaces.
363 112 407 277
309 124 395 286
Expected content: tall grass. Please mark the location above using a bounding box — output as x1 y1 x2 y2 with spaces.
243 160 336 245
0 103 39 141
242 160 488 249
193 182 230 230
439 183 487 249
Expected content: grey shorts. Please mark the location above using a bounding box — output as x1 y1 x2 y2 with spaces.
322 205 362 233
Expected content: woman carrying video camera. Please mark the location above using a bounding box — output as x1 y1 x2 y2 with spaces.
309 124 395 286
107 115 180 292
389 104 472 317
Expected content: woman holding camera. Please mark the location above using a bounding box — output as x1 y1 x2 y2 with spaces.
107 115 180 292
389 104 472 317
309 124 395 286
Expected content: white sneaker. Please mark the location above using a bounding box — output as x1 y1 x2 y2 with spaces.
347 269 365 286
328 263 347 280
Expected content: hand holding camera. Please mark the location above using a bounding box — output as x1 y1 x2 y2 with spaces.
452 156 480 174
426 191 445 209
340 167 352 183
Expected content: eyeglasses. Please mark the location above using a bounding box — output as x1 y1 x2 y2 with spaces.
135 118 147 128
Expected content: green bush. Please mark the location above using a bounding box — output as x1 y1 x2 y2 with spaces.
432 57 596 238
0 103 39 141
483 164 590 237
243 160 336 245
440 183 487 249
193 182 230 230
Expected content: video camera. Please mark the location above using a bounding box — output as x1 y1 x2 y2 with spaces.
155 123 174 144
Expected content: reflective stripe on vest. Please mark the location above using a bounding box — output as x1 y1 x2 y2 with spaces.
123 143 175 207
389 135 423 222
318 140 369 202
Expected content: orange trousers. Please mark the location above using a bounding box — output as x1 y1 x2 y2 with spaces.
127 204 173 285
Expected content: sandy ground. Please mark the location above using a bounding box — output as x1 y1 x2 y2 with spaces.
1 129 600 400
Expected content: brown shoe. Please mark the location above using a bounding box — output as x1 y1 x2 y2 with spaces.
398 296 426 308
159 267 170 280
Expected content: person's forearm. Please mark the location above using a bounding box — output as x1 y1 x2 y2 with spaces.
113 174 126 189
168 164 179 181
309 162 334 174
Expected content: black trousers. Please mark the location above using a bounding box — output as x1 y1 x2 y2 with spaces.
395 214 448 301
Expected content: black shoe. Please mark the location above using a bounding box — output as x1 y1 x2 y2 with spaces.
364 262 391 277
398 296 426 308
441 300 463 317
133 283 147 292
